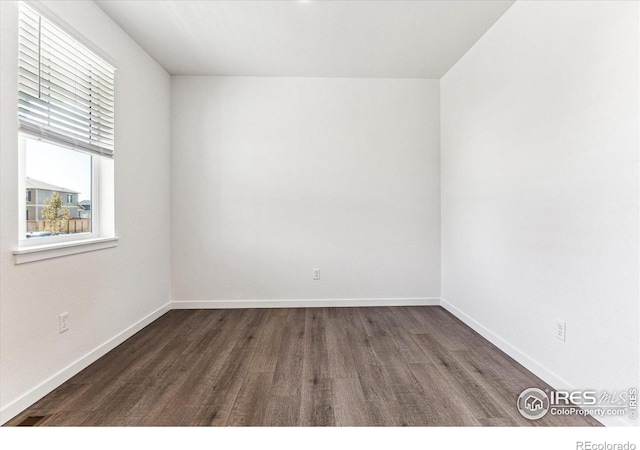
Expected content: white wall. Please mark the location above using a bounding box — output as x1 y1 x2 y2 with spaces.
441 1 639 426
171 77 440 305
0 1 172 422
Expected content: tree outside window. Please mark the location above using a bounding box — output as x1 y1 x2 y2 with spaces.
42 192 71 235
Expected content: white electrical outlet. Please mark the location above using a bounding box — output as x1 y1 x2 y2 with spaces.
59 312 69 333
313 268 321 280
554 319 565 341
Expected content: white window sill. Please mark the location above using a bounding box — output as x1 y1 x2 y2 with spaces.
13 237 118 264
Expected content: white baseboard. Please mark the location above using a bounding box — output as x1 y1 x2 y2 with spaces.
0 302 171 425
440 298 631 427
171 297 441 309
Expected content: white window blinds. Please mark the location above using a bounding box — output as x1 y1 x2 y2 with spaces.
18 4 115 157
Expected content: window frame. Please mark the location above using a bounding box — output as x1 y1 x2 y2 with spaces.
14 2 117 262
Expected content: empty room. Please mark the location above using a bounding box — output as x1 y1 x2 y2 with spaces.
0 0 638 445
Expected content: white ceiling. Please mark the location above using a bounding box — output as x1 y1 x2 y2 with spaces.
96 0 514 79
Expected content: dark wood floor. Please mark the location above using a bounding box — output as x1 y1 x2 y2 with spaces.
6 306 600 426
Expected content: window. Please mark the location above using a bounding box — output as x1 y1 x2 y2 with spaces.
17 3 115 251
23 136 92 237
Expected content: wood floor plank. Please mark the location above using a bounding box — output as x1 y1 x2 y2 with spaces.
370 335 406 367
249 314 286 373
301 308 330 380
409 307 469 352
182 310 229 355
412 333 467 374
387 306 433 334
392 331 431 364
153 407 203 426
332 378 371 426
431 361 508 421
226 372 274 426
365 400 406 426
325 318 359 378
153 310 258 418
376 308 413 337
450 350 514 384
344 325 382 369
193 310 269 425
408 362 476 418
379 363 426 402
191 345 254 426
79 382 153 426
299 309 335 426
271 309 306 397
377 363 452 425
323 307 343 320
470 341 545 386
339 307 369 333
263 395 301 426
231 308 270 349
357 363 398 404
358 307 394 337
299 377 335 426
285 307 307 325
126 351 205 426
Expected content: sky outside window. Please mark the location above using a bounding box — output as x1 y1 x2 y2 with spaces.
25 138 91 201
